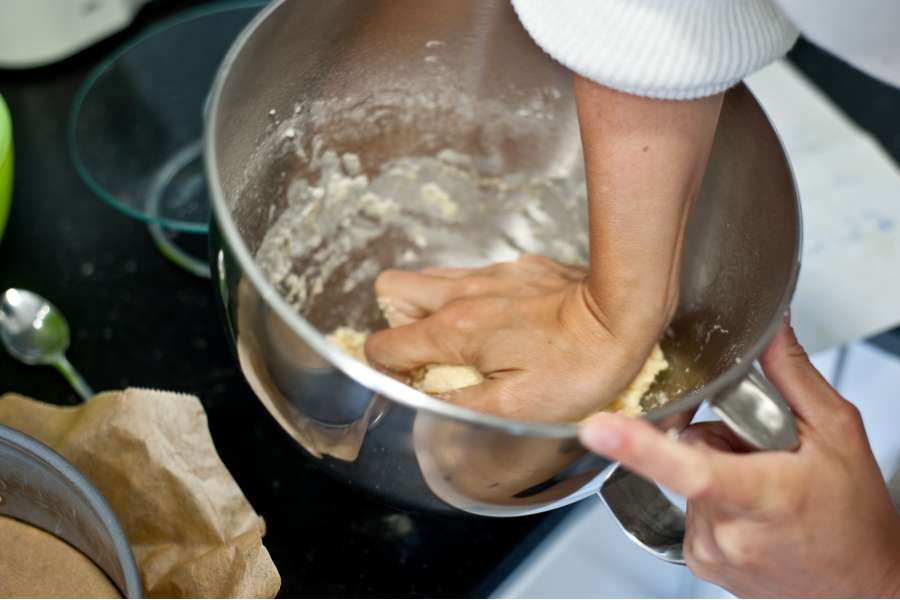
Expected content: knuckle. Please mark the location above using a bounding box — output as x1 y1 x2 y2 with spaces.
374 269 405 295
363 331 389 363
519 254 556 271
684 535 717 573
518 253 544 265
713 525 756 568
831 400 864 433
784 338 809 362
686 464 715 500
484 261 516 276
457 275 494 296
438 300 483 333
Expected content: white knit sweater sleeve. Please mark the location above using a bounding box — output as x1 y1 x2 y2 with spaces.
511 0 799 100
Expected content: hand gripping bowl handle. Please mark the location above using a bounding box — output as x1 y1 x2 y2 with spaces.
598 366 799 564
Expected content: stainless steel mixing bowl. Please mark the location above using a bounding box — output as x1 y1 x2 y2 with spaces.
205 0 800 562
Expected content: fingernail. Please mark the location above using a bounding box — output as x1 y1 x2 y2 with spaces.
579 417 622 454
783 307 792 325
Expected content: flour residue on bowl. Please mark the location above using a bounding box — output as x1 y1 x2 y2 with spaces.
256 150 589 331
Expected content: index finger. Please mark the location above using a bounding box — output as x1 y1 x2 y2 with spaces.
364 315 462 373
375 269 465 324
759 320 848 430
579 412 773 509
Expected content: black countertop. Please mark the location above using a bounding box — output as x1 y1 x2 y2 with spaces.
0 1 572 597
2 1 899 598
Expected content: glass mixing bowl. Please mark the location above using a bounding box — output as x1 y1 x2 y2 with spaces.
68 1 266 276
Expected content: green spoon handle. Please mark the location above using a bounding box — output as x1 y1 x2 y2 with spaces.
54 355 95 402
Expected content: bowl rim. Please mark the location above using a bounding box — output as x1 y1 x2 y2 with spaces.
204 0 802 439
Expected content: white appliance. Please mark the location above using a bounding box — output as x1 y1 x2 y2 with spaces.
0 0 150 69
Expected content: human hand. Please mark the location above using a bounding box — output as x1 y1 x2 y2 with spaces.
364 255 663 422
580 320 900 597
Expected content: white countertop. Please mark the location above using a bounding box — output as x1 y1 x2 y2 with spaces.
751 61 900 353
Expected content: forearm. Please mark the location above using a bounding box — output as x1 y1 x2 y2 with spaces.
574 76 722 338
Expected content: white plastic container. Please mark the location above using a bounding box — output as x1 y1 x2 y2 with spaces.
0 0 149 69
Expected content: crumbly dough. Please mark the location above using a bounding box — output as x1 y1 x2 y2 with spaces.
325 326 667 417
327 327 368 363
411 363 484 394
603 343 668 417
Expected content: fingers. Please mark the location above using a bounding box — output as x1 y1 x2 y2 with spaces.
376 257 583 328
375 270 464 323
364 317 461 373
375 267 512 324
441 373 564 421
683 504 725 576
759 319 846 427
579 413 771 508
440 379 511 416
420 267 471 279
679 421 754 453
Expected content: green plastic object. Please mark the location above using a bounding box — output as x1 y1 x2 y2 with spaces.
0 95 12 242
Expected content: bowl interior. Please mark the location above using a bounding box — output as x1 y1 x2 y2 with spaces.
211 0 799 422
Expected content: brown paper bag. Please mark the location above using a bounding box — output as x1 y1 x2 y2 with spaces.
0 388 281 598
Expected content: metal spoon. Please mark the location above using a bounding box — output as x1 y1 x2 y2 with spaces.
0 288 95 401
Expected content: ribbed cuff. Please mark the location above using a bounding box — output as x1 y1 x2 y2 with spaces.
512 0 799 100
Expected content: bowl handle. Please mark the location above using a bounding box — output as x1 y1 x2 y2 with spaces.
598 366 799 564
709 366 799 451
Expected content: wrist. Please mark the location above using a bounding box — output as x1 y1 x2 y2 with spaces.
583 276 674 341
579 279 669 354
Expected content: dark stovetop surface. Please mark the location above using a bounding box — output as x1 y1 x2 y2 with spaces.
1 1 898 597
